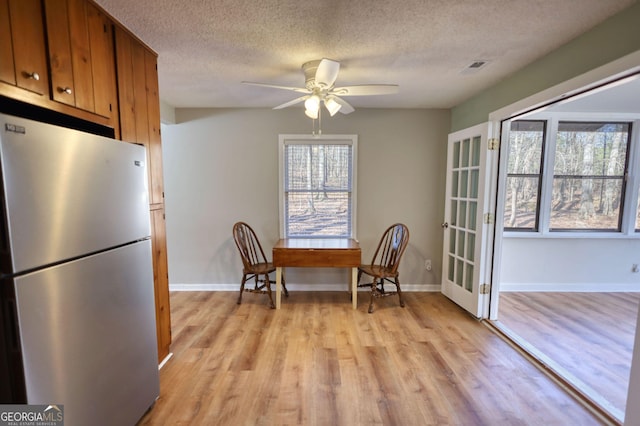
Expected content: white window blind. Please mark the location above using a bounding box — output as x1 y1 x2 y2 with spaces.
279 135 357 238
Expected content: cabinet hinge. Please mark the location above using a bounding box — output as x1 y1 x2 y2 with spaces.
483 213 495 224
480 284 490 294
488 138 499 150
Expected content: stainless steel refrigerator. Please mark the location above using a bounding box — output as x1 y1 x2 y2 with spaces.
0 113 160 425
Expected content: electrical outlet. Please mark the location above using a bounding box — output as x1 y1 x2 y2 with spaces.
425 259 432 271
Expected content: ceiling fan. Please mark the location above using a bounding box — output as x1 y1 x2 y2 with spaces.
242 58 398 118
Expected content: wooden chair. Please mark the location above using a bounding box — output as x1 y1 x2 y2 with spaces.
232 222 288 308
358 223 410 313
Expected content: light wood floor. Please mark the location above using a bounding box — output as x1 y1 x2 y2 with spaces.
495 292 640 422
138 291 604 425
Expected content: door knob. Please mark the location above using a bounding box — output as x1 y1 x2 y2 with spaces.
441 222 449 229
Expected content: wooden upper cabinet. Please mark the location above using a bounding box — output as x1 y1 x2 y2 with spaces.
43 0 117 120
0 0 49 96
115 26 164 206
86 3 118 120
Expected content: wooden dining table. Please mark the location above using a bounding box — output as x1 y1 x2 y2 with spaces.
272 238 362 309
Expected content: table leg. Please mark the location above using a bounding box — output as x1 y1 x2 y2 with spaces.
352 267 358 310
276 266 282 309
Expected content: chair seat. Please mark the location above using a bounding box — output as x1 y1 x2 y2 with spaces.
358 264 397 279
245 262 276 275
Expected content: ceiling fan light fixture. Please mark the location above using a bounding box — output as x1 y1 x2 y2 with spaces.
324 96 342 116
304 94 320 118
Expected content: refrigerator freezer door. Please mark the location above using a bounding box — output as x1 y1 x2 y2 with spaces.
14 240 159 426
0 113 151 274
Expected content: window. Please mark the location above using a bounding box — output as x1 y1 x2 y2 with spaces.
550 122 630 231
503 120 545 231
504 118 635 233
279 134 357 238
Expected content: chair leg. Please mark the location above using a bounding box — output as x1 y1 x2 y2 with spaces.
237 274 247 304
396 277 405 308
368 278 377 314
265 273 276 309
282 275 289 297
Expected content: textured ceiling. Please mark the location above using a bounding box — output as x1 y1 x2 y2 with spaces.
95 0 635 110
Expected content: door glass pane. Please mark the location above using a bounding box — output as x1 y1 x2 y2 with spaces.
457 230 465 257
452 171 459 197
470 169 479 198
453 141 460 168
459 201 467 228
456 259 464 286
467 233 475 261
465 264 474 291
450 201 458 226
462 138 470 167
448 256 455 281
468 202 477 230
460 170 468 197
472 136 481 166
449 230 455 254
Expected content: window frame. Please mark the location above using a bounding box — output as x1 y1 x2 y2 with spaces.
503 113 640 238
278 134 358 239
503 120 547 232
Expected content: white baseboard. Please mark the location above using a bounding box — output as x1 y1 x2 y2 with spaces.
499 282 640 292
169 283 442 292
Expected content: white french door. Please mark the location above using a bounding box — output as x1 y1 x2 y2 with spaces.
441 122 496 318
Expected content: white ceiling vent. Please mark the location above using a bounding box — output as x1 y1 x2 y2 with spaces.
461 60 489 74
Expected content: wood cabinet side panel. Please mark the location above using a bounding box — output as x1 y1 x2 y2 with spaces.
151 208 171 362
144 50 164 205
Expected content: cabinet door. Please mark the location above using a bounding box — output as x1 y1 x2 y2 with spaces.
151 208 171 363
44 0 77 106
86 2 118 121
0 0 15 85
1 0 49 95
44 0 118 119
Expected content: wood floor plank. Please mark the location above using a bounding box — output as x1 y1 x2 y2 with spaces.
139 291 604 425
497 292 640 422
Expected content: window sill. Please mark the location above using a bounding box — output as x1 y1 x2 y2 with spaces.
503 230 640 239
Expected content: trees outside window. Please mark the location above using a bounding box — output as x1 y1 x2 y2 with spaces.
504 118 634 233
551 122 630 231
280 135 356 238
504 121 545 230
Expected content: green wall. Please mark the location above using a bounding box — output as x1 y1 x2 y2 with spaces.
451 1 640 132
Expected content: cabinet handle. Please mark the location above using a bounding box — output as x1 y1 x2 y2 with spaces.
25 71 40 81
59 87 72 95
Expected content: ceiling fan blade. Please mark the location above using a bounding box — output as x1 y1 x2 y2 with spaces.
242 81 310 94
273 95 309 110
331 84 399 96
314 59 340 88
333 96 355 114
